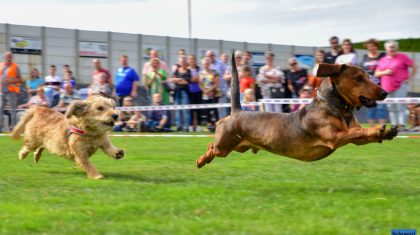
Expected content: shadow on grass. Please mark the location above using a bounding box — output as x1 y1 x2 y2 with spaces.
45 170 186 184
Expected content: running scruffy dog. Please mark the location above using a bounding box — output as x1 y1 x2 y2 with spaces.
11 95 124 179
196 53 398 168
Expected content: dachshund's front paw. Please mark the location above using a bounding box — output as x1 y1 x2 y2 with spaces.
384 125 398 140
114 149 124 159
378 125 398 143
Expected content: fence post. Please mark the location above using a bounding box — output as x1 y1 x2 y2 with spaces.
75 29 80 84
41 26 46 75
5 23 10 51
107 31 112 75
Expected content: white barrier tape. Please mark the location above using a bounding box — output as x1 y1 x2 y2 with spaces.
116 102 260 111
5 98 419 112
260 98 420 104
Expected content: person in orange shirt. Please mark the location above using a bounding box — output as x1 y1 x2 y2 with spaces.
239 66 255 101
0 51 23 132
309 49 327 96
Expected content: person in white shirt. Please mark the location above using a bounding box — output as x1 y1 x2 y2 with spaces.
44 65 62 107
257 51 285 112
335 38 357 65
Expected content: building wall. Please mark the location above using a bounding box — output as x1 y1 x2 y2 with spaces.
1 23 419 92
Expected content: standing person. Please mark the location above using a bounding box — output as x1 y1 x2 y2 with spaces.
187 55 202 132
224 51 243 84
256 51 285 112
26 68 44 97
360 38 387 127
92 59 112 86
220 53 229 65
324 36 342 64
206 50 228 118
286 58 308 98
44 65 62 107
114 55 140 106
169 55 191 132
308 49 326 96
145 58 169 105
375 40 417 130
142 49 169 89
172 49 187 72
199 57 220 132
335 38 357 65
0 51 23 132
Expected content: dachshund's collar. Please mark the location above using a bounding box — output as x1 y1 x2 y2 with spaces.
67 125 87 136
316 91 355 114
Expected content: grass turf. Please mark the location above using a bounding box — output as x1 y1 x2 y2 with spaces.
0 135 419 235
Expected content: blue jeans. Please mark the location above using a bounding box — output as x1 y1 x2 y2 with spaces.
387 82 408 126
366 104 388 120
174 89 190 129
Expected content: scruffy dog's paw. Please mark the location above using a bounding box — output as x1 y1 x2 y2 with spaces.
90 174 104 180
114 149 124 160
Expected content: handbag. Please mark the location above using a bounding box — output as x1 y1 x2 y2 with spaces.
269 86 285 98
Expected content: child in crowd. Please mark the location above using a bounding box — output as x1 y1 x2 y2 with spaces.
239 66 255 101
62 70 76 88
89 72 112 97
18 87 49 109
242 88 259 111
291 85 313 112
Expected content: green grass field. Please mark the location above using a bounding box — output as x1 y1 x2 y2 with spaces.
0 135 419 235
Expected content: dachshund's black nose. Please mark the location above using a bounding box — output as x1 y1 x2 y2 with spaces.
380 89 388 99
112 114 119 121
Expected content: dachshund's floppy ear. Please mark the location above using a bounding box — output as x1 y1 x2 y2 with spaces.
65 100 90 118
315 63 347 77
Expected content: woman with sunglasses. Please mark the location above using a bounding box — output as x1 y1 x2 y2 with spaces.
286 58 308 99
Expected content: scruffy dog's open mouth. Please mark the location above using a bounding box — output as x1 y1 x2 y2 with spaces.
359 96 377 108
103 121 115 126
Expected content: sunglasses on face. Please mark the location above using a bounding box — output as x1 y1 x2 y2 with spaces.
330 41 338 44
289 63 297 66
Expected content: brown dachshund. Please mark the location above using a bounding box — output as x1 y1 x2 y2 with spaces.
196 54 398 168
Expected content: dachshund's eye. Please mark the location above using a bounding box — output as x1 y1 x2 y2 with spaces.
97 106 104 111
355 76 364 82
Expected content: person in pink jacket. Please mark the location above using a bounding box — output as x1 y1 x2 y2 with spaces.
375 40 417 129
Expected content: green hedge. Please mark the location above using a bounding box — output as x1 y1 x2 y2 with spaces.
353 38 420 52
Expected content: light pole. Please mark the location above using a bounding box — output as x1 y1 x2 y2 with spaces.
187 0 193 54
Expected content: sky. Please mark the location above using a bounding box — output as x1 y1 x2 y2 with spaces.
1 0 419 46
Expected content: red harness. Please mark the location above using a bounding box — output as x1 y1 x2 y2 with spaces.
67 125 87 136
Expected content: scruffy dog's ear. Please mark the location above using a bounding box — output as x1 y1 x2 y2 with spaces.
315 63 347 77
65 100 90 118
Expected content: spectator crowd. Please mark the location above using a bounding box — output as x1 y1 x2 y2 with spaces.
0 36 418 133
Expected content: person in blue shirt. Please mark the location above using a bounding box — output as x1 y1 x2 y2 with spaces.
114 55 140 106
26 68 44 96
